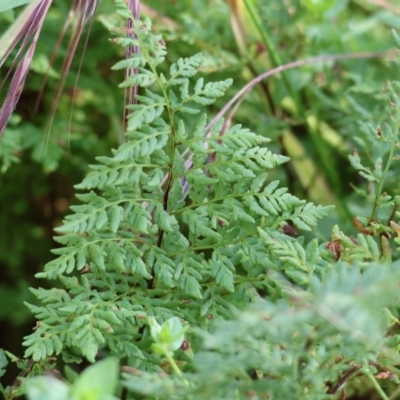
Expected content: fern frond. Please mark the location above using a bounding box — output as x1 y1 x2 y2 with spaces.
25 11 331 364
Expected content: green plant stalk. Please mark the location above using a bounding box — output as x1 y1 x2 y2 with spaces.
164 351 182 376
165 351 190 388
370 107 400 223
243 0 349 220
139 25 177 273
183 51 390 213
159 349 190 389
242 0 297 104
363 368 390 400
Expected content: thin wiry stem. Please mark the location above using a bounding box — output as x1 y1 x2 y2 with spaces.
173 50 396 198
42 0 100 150
67 1 100 138
362 368 390 400
369 106 400 222
205 50 395 138
0 0 100 139
0 0 50 70
151 50 396 208
0 0 52 137
33 4 77 115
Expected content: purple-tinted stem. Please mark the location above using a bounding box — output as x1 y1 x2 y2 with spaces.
0 0 52 137
178 50 394 197
0 0 52 88
122 0 141 142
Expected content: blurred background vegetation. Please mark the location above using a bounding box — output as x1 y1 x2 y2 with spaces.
1 0 400 393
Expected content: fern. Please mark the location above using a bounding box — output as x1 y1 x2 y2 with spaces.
349 81 400 223
325 79 400 269
118 263 400 400
24 10 331 368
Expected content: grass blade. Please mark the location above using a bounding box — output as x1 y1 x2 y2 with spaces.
0 0 52 136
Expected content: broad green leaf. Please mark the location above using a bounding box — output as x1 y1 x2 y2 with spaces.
0 349 8 378
0 0 31 14
25 376 70 400
71 358 119 400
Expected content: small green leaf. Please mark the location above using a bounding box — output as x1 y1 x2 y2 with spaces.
160 317 185 352
148 317 162 340
25 376 70 400
0 349 8 378
148 317 185 353
71 358 119 400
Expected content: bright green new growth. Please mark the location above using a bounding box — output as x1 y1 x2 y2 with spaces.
25 357 119 400
23 7 331 365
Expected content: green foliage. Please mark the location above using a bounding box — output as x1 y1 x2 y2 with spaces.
0 350 7 378
122 262 400 399
23 14 331 368
25 358 119 400
0 0 30 13
0 127 21 173
0 0 123 380
2 1 400 399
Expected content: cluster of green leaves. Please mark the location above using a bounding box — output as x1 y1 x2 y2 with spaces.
121 262 400 399
2 1 400 399
0 0 123 373
25 357 119 400
23 2 331 368
13 0 400 397
18 261 400 399
144 0 400 217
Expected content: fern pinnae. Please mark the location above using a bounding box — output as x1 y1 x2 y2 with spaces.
24 11 331 365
